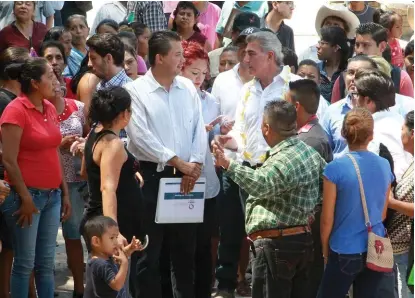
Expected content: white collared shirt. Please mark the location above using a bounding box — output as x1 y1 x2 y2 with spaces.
124 70 207 172
229 66 297 165
211 63 244 119
370 110 411 182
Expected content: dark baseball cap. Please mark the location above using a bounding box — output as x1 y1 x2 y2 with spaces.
234 27 262 45
232 12 261 32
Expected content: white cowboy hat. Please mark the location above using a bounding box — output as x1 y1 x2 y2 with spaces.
315 4 361 39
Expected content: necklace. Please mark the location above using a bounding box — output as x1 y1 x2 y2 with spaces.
57 99 68 122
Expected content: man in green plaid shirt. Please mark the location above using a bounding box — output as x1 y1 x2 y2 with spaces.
214 100 326 298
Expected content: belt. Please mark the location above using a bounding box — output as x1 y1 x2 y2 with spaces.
139 161 182 177
248 225 311 241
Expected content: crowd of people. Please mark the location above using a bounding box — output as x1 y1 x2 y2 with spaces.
0 1 413 298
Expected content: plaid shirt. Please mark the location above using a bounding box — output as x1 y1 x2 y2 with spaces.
127 1 167 32
96 69 132 141
227 136 326 235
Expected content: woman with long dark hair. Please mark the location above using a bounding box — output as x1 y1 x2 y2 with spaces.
316 26 350 102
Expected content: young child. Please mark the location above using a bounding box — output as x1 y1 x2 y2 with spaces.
83 216 143 298
404 40 414 84
374 9 404 68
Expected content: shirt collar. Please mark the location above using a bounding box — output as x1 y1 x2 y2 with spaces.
20 95 36 109
269 136 299 157
101 69 129 88
145 69 185 93
252 65 292 91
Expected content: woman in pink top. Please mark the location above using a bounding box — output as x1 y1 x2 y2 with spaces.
169 1 221 50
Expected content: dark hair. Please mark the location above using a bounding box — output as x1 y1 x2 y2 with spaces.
320 26 350 70
87 33 125 66
406 111 414 131
382 44 392 63
65 14 89 30
43 26 69 42
282 47 298 73
298 59 320 79
354 68 395 112
341 108 374 146
405 40 414 57
356 22 388 46
148 31 181 67
39 40 68 65
0 47 29 80
221 46 238 55
89 86 131 125
172 1 200 33
5 58 49 94
321 16 350 34
118 31 138 49
83 216 118 252
70 53 90 94
124 43 137 60
264 100 297 136
348 55 378 69
131 22 150 38
288 79 320 114
96 18 119 33
373 9 400 31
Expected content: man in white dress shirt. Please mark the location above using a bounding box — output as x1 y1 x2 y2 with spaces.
124 31 207 298
353 68 411 182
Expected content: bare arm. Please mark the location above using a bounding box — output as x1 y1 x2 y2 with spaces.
321 178 336 261
2 124 31 200
99 138 127 222
389 191 414 218
382 185 391 221
46 15 54 29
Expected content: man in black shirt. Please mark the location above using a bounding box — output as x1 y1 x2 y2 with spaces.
285 79 332 298
262 1 295 52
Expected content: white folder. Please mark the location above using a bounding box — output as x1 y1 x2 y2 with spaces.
155 178 206 224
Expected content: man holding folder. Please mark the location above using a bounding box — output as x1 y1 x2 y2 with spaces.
124 31 206 298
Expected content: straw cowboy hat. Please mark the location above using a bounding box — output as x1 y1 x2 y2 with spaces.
315 4 360 39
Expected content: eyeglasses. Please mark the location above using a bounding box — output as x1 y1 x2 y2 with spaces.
284 1 295 9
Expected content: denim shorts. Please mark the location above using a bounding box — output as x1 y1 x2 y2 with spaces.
62 182 86 240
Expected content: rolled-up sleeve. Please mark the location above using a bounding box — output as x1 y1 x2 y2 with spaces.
125 85 176 169
189 92 207 164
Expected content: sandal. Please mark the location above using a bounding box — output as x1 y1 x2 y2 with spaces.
236 280 251 297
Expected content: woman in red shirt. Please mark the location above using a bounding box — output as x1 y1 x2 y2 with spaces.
0 1 48 55
0 58 70 298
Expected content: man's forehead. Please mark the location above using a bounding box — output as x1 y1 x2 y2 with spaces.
356 34 375 43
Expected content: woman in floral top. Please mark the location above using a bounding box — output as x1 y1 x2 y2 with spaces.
42 40 89 298
388 110 414 298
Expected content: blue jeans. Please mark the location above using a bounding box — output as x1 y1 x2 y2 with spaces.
394 253 414 298
317 250 395 298
62 182 85 240
0 188 61 298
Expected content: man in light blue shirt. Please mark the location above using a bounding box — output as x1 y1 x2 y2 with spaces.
321 55 378 158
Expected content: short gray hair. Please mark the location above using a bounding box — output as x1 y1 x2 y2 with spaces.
246 31 284 65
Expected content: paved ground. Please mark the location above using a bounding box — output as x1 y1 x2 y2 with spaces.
54 227 249 298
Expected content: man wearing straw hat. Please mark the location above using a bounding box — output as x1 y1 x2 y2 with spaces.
299 4 360 62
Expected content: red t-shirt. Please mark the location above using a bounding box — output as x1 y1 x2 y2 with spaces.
0 21 47 54
65 77 76 100
0 95 62 189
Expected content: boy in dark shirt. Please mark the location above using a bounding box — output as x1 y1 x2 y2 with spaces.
83 216 144 298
